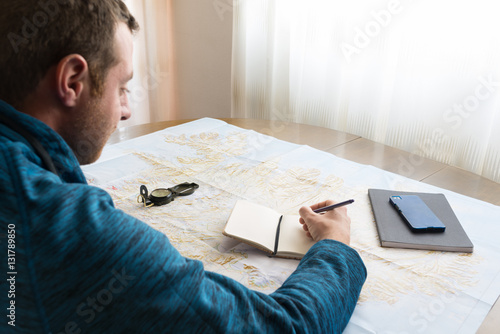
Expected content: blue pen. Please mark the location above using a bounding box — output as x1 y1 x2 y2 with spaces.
313 199 355 213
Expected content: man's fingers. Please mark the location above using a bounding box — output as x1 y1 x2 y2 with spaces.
299 205 315 219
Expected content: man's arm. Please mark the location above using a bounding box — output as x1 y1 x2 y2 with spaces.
197 240 366 333
23 185 365 333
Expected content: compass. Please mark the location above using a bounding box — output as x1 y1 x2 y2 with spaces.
137 182 199 207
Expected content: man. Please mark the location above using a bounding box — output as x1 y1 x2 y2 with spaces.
0 1 366 333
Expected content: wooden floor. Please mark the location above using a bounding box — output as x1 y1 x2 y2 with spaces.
108 118 500 333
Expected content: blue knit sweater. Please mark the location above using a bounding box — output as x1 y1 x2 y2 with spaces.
0 100 366 333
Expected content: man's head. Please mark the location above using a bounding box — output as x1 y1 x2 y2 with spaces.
0 0 139 164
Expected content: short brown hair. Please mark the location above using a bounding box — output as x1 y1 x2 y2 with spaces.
0 0 139 108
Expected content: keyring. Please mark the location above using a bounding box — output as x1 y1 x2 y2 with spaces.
137 182 199 207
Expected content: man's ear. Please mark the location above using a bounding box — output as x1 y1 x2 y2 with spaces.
55 54 89 107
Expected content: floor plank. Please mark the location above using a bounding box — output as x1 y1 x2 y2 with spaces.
422 166 500 206
327 138 446 182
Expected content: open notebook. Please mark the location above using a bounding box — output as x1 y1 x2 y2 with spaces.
223 200 315 259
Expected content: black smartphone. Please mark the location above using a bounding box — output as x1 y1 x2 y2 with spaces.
389 195 446 232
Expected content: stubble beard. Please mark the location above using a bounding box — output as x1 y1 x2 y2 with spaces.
66 97 115 165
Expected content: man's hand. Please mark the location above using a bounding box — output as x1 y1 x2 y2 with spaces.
299 200 351 245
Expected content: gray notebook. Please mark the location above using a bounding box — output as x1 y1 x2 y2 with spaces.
368 189 473 252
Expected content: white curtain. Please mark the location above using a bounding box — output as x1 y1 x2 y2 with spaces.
232 0 500 183
120 0 175 128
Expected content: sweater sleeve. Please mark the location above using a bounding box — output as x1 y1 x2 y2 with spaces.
19 181 366 334
193 240 366 333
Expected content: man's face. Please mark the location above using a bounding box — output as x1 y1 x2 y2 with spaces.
71 22 134 165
